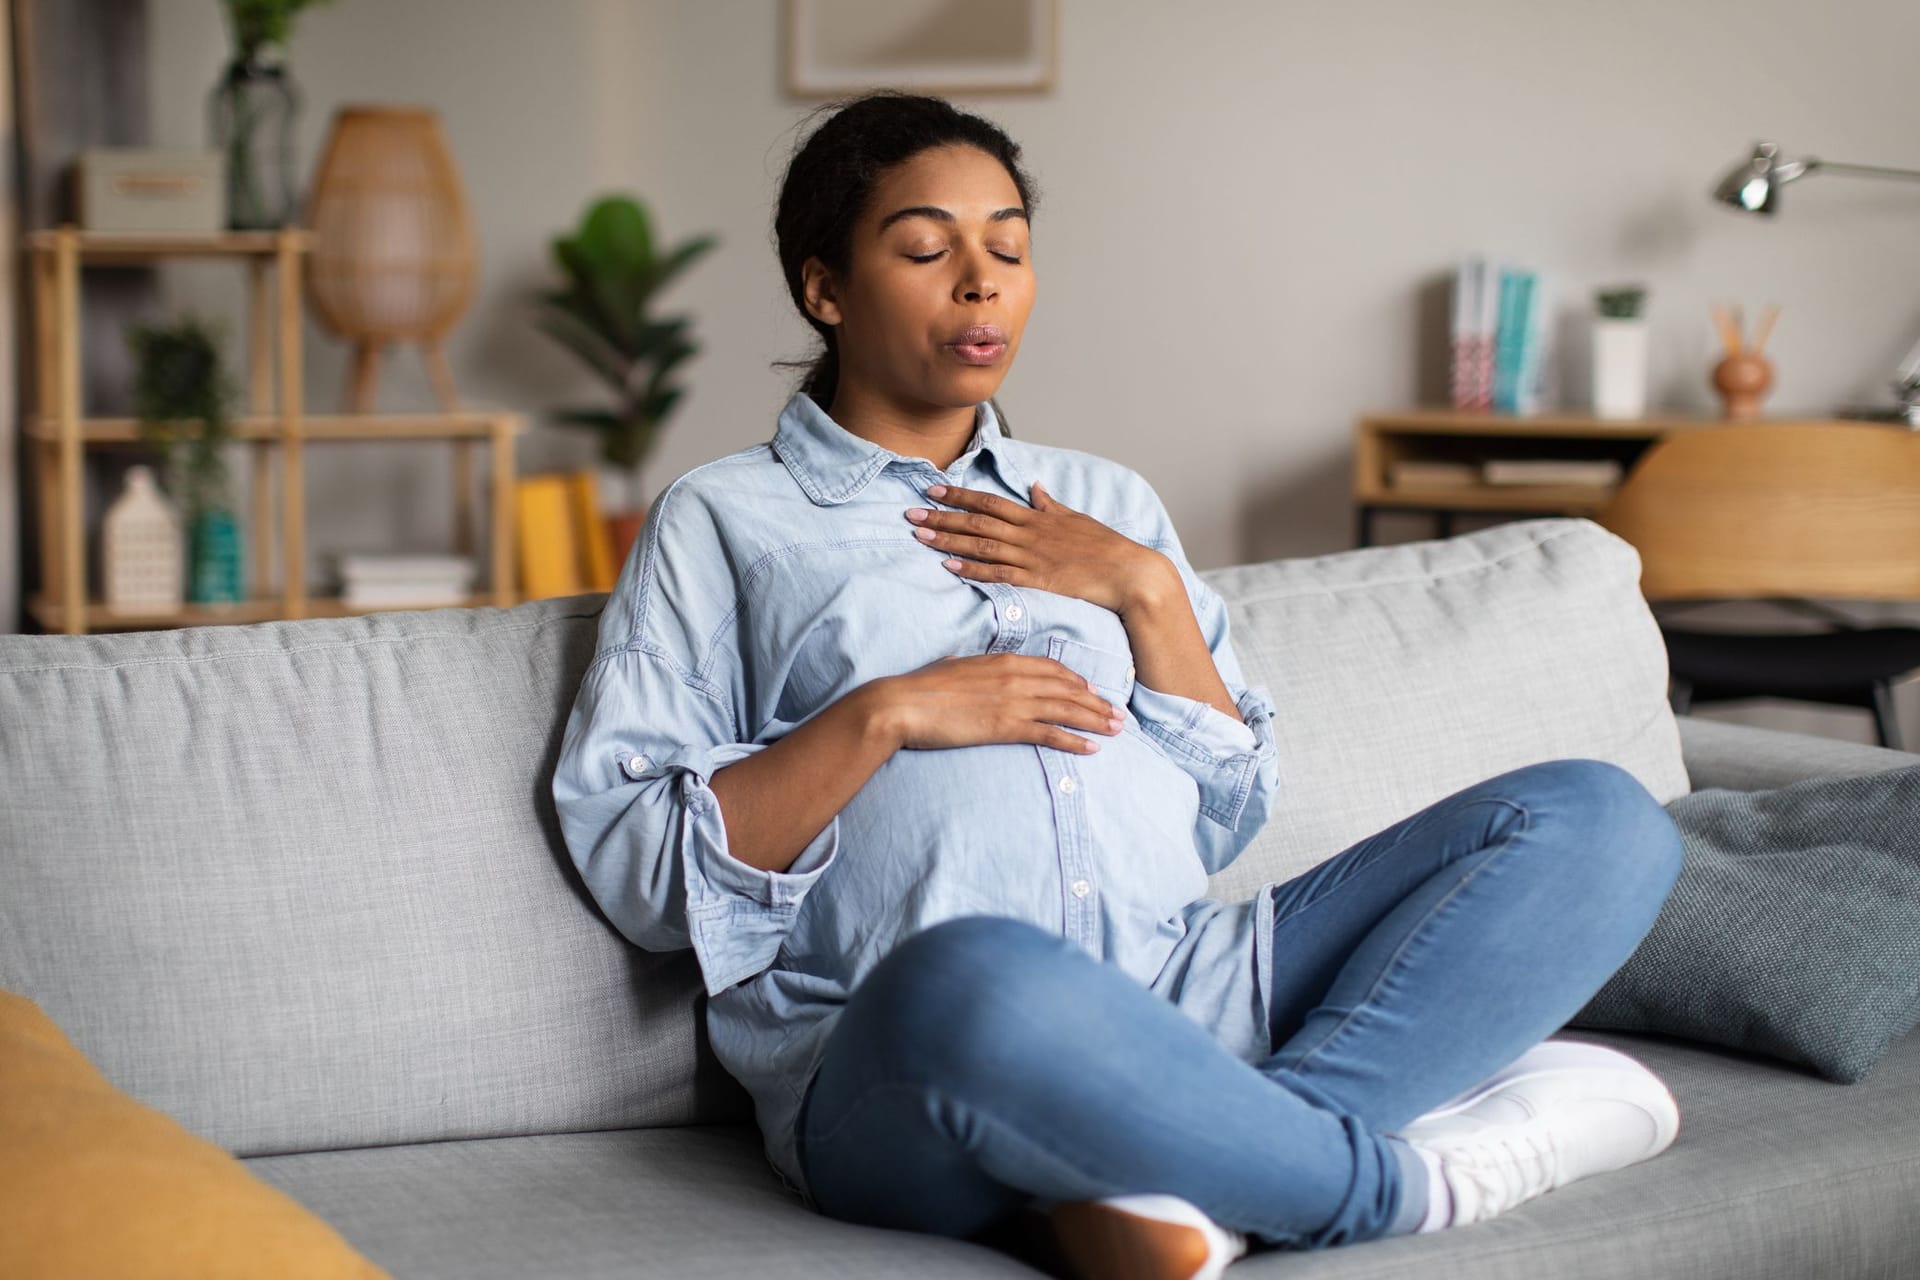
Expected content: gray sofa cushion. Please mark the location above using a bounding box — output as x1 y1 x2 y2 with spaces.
246 1025 1920 1279
1569 765 1920 1083
1199 518 1690 901
0 597 746 1157
1677 715 1920 791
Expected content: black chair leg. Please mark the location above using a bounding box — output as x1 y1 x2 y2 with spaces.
1669 678 1694 716
1871 679 1904 752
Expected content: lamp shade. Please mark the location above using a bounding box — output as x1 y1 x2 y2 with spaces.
303 106 477 343
1711 140 1819 216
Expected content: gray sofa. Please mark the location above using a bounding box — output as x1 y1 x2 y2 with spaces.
3 518 1917 1278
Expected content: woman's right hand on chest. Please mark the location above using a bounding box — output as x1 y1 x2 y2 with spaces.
870 654 1126 755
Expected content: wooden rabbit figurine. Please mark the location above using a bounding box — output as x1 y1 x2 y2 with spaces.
1711 302 1777 419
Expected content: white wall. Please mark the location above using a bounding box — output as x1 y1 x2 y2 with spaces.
146 0 1920 745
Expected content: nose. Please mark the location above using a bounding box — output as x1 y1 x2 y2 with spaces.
955 247 999 304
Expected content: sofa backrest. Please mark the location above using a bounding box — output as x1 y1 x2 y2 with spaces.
0 516 1685 1157
1202 517 1689 902
0 595 744 1158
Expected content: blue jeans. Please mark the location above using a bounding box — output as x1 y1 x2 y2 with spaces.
794 758 1684 1251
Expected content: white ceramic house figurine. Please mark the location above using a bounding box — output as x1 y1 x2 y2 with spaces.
103 464 185 613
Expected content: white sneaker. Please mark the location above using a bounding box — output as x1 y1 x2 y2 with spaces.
1395 1038 1681 1228
1391 1036 1662 1131
1045 1192 1250 1280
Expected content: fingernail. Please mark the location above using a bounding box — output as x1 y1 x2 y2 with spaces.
1107 717 1124 731
914 528 935 541
905 508 927 522
927 485 947 497
1084 739 1102 752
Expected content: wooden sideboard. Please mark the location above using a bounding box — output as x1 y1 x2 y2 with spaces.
1350 408 1881 547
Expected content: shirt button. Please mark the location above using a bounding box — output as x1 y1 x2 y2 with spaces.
1058 775 1077 794
1125 663 1135 681
1070 878 1091 898
626 753 651 776
1004 603 1023 621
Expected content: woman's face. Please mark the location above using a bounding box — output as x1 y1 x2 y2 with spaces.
803 143 1035 411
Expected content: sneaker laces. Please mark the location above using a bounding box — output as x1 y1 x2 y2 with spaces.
1439 1125 1562 1222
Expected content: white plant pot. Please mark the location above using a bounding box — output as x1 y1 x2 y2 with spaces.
597 462 640 515
1591 317 1649 419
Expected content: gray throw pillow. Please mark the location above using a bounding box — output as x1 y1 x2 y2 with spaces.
1565 763 1920 1084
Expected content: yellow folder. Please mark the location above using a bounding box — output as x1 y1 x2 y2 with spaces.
566 470 618 592
514 475 581 599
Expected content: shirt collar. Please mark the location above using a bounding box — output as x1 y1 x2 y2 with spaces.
772 390 1030 506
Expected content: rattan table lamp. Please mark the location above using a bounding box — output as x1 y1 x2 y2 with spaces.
304 105 477 412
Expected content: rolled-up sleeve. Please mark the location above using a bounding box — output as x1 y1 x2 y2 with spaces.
1124 486 1282 876
552 647 840 998
550 478 839 999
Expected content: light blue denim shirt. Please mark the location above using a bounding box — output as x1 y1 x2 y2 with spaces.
551 390 1282 1207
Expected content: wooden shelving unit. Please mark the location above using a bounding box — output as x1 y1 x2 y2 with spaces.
23 225 525 634
1351 408 1865 546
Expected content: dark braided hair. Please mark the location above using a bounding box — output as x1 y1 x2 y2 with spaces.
771 90 1040 436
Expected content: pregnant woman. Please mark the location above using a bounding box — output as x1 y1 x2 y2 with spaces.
551 91 1687 1279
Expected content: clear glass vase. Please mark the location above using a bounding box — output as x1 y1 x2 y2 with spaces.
209 48 301 230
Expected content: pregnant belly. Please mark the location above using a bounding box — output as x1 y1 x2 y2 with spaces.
807 726 1208 960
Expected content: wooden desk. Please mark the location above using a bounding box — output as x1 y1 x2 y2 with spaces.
1351 408 1866 547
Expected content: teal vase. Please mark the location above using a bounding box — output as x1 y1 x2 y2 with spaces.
188 506 245 605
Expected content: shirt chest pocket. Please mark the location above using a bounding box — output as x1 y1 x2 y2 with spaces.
1046 634 1136 703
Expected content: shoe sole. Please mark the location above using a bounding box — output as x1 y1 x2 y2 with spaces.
1047 1199 1226 1280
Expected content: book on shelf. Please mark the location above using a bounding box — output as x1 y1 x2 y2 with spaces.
1388 459 1482 490
1451 255 1555 414
514 468 619 599
334 553 476 583
340 582 475 607
1480 458 1623 487
565 470 617 593
332 551 477 606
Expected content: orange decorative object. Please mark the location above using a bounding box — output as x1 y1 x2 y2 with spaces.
1708 302 1778 420
304 106 477 413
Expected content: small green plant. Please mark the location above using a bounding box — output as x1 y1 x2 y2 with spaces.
533 194 718 501
222 0 334 59
1595 286 1648 320
127 315 237 522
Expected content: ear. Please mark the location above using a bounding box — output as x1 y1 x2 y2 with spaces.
801 257 844 327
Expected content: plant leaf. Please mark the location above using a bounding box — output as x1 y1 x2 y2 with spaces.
580 196 654 275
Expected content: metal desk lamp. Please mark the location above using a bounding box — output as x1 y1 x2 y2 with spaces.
1711 141 1920 425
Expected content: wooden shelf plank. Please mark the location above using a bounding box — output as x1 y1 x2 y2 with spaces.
24 227 310 261
1356 408 1853 438
27 411 529 443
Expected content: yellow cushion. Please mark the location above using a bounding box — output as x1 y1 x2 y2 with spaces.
0 989 390 1279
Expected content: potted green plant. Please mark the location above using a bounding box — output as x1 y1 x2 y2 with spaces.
211 0 334 229
127 315 245 605
1592 284 1650 419
533 194 716 562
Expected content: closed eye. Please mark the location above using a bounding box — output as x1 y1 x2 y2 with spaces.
909 250 1024 265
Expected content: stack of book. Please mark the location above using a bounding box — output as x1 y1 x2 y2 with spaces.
1387 458 1624 491
1451 256 1555 413
334 553 478 607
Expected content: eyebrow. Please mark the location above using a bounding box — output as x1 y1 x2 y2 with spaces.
876 205 1029 235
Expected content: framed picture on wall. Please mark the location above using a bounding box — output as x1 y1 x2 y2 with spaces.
783 0 1058 99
